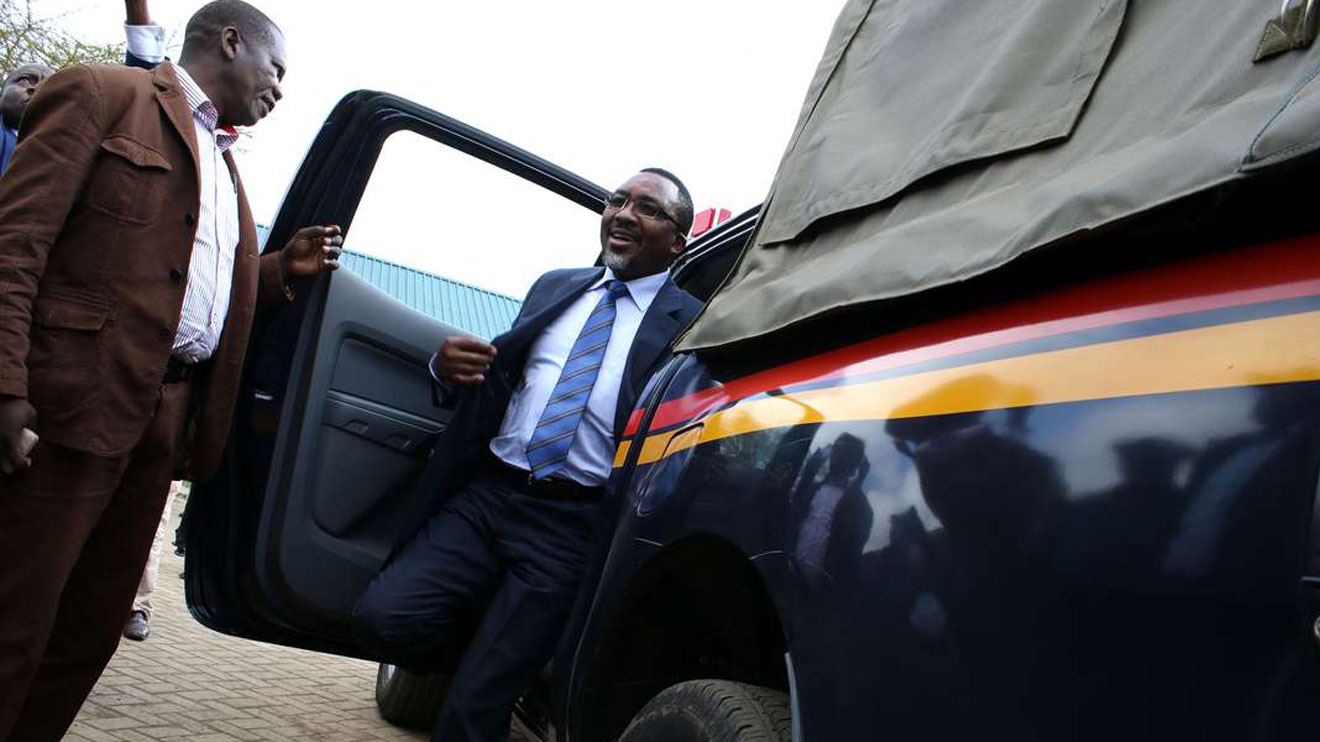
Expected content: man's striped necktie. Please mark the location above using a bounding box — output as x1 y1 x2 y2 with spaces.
525 280 629 479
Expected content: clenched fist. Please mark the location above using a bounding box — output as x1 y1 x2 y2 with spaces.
435 335 498 386
0 396 36 475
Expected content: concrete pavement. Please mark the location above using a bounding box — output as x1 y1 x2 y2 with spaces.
64 492 427 742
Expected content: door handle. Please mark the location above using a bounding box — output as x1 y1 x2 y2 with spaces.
323 393 443 456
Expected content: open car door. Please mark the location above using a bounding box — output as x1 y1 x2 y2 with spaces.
184 91 607 657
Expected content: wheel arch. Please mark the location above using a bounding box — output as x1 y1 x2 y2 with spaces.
571 534 790 742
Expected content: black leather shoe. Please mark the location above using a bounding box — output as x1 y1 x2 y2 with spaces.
123 610 150 641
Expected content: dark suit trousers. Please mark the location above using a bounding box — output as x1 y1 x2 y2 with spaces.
353 474 604 742
0 381 191 742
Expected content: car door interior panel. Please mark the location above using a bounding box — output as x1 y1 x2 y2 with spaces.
256 268 452 631
185 91 608 656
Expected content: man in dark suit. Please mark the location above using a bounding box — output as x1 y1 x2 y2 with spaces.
0 2 342 739
0 63 54 176
353 168 703 742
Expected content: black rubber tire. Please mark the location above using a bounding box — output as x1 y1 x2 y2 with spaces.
616 680 791 742
374 663 450 730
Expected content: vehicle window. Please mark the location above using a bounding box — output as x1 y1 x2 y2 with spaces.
343 130 602 301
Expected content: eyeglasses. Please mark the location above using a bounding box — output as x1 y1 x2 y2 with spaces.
604 192 680 226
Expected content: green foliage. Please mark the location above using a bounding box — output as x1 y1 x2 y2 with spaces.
0 0 122 77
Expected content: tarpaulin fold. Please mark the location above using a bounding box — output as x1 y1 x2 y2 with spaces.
678 0 1320 351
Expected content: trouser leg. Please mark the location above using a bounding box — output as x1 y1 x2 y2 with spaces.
0 446 125 741
353 481 504 673
432 490 603 742
5 382 190 742
132 488 175 619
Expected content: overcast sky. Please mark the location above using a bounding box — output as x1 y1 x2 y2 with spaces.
42 1 843 296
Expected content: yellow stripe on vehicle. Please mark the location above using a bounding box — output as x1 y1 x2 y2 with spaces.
614 310 1320 468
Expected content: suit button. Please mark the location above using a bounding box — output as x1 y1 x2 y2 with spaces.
169 269 183 283
184 212 196 226
159 327 172 341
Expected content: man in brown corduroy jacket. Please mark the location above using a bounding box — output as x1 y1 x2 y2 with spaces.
0 2 342 738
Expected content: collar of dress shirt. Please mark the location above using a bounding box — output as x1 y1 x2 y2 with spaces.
171 63 239 151
591 268 667 313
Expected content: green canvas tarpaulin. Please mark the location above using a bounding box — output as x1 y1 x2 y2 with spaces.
678 0 1320 351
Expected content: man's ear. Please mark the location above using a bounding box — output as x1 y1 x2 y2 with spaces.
220 26 242 61
670 233 688 256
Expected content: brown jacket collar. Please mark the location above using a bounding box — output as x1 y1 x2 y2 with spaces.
151 62 200 174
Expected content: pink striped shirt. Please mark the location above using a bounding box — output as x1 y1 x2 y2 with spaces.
170 64 241 363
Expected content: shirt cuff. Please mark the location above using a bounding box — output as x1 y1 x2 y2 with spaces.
124 24 167 63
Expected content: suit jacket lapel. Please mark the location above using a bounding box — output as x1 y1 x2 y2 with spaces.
493 269 602 358
488 269 684 433
615 279 685 432
152 63 200 178
0 128 15 174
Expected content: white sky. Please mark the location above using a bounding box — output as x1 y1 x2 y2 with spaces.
41 1 843 296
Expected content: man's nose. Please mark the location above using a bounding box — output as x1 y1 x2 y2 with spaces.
272 85 284 102
615 200 643 222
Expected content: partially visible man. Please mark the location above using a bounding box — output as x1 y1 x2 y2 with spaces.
0 1 342 739
354 168 703 742
0 63 54 175
123 480 185 641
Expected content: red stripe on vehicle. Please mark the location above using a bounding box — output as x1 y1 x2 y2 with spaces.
626 235 1320 436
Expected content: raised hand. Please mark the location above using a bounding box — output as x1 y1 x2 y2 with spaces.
280 225 343 278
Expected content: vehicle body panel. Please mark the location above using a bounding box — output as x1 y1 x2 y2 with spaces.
568 235 1320 740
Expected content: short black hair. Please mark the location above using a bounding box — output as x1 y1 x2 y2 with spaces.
641 167 694 237
182 0 282 55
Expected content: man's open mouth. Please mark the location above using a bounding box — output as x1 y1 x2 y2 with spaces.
608 228 640 247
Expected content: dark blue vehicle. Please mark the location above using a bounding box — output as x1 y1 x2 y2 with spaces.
565 234 1320 741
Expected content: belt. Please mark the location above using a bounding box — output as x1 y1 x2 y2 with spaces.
163 356 195 385
481 452 605 502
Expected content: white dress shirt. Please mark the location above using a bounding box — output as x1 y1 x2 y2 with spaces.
490 268 668 486
124 23 166 64
795 483 846 568
168 64 241 363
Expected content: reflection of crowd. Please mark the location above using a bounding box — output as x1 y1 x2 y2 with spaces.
788 433 872 592
751 376 1320 739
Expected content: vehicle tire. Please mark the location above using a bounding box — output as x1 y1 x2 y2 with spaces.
374 663 450 729
616 679 791 742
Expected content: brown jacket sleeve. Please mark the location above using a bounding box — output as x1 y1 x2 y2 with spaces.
256 251 291 308
0 66 105 398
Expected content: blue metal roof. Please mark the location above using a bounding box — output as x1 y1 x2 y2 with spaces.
339 251 522 340
256 225 521 339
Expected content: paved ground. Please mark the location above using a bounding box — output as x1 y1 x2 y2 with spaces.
64 493 429 742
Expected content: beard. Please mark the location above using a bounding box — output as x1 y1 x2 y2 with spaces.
602 249 632 274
